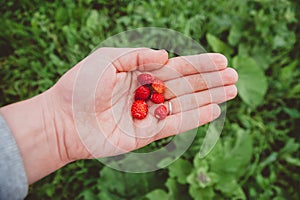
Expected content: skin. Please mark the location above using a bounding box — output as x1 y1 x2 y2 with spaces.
0 48 238 184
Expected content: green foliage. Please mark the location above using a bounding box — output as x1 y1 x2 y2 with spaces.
1 0 300 199
233 56 268 108
206 33 233 57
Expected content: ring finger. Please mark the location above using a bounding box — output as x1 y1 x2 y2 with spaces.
166 85 237 115
164 67 238 99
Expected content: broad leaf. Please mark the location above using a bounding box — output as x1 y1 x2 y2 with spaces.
233 55 268 108
168 158 193 184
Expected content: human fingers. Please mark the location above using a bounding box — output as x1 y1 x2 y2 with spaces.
165 85 237 115
154 104 221 140
164 67 238 99
109 48 169 72
151 53 228 81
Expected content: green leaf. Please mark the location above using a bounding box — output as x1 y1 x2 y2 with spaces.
251 45 272 70
193 156 208 171
258 152 278 172
283 107 300 118
168 158 193 184
98 167 162 198
166 178 192 200
231 186 247 200
98 167 126 195
55 7 68 26
280 138 300 154
145 189 168 200
189 185 214 200
284 156 300 167
98 191 123 200
78 190 97 200
86 10 100 29
228 25 242 46
233 55 268 108
209 129 253 178
288 83 300 98
224 130 253 174
280 60 298 82
215 174 239 195
206 33 233 56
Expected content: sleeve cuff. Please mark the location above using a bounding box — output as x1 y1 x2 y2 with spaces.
0 114 28 199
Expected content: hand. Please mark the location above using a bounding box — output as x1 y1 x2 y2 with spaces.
50 48 238 160
0 48 238 184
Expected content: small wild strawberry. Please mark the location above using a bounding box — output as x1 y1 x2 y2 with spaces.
154 105 168 120
131 100 148 119
137 73 154 85
152 79 165 94
150 93 165 104
134 86 151 100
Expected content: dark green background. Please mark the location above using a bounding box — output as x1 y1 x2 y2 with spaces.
1 0 299 199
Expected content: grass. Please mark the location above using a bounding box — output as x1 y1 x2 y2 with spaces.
1 0 300 199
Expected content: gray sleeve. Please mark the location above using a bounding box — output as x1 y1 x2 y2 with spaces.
0 114 28 200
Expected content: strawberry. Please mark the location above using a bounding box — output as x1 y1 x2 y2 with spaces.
152 79 165 94
150 93 165 104
131 100 148 119
137 73 154 85
154 105 168 120
134 86 151 100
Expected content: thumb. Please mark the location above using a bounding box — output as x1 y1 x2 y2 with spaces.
112 48 169 72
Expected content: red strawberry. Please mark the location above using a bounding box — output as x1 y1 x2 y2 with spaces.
154 105 168 120
134 86 151 100
152 79 165 93
137 73 154 85
131 100 148 119
150 93 165 104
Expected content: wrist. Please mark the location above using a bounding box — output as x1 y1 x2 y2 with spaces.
0 90 69 184
49 83 93 161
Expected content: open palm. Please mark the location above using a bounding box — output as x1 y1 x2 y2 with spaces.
51 48 238 161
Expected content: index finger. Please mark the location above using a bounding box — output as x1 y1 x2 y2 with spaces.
151 53 228 81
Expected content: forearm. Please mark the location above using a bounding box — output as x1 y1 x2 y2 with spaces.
0 90 69 184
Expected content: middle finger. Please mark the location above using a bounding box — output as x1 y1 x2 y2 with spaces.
164 67 238 99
